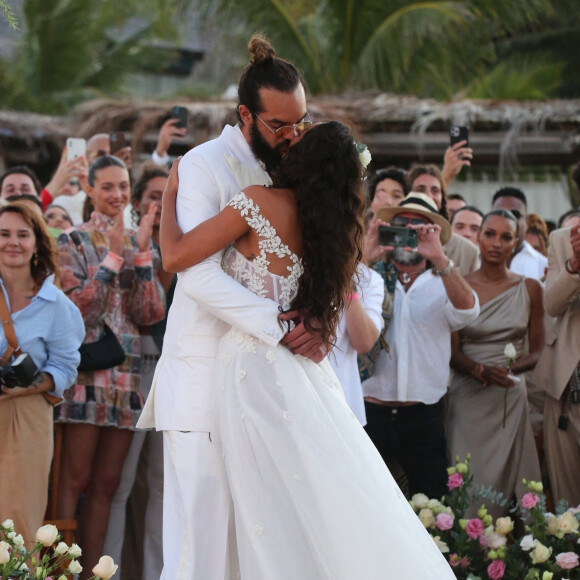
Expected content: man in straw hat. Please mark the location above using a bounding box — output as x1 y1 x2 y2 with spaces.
362 192 480 499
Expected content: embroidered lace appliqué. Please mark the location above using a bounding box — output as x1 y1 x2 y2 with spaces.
222 191 302 311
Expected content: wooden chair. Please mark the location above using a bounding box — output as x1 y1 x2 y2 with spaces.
44 423 77 547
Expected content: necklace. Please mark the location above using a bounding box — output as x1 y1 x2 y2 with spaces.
401 272 411 285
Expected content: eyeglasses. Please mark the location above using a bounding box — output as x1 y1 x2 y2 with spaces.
254 112 312 138
391 216 430 227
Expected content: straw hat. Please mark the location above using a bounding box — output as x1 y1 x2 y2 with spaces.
376 192 452 245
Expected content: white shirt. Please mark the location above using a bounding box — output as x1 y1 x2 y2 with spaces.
362 271 479 404
510 240 547 281
328 265 384 425
52 191 87 226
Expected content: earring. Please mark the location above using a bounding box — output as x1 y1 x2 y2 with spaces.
33 253 38 267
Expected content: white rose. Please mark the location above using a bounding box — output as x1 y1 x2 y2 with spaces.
504 343 517 360
419 508 435 528
92 555 118 580
486 531 507 550
68 560 83 574
54 541 69 555
495 516 514 535
432 535 449 553
530 541 552 564
359 147 372 169
1 519 14 530
13 534 24 548
411 493 429 509
520 534 537 551
68 543 82 558
35 524 58 547
546 514 560 535
559 512 579 534
0 540 11 564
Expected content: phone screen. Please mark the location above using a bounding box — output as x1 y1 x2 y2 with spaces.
378 226 418 248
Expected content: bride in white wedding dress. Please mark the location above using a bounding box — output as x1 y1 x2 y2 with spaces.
161 121 455 579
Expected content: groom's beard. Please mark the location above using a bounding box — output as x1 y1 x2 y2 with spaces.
250 122 288 174
392 247 424 266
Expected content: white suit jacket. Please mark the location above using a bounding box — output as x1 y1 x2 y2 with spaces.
138 124 283 431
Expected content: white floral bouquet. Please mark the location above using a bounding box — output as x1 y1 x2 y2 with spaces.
0 520 117 579
409 456 580 579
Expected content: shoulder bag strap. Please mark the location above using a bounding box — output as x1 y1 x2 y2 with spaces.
0 289 21 366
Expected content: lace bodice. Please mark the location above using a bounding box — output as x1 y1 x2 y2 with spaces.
221 191 302 310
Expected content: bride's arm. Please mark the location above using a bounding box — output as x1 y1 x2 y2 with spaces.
160 158 250 272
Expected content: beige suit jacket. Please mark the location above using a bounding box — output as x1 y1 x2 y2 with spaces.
444 233 480 277
533 227 580 399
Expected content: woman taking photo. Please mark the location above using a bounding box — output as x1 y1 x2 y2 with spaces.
448 209 544 516
152 122 455 579
55 155 165 578
0 202 84 546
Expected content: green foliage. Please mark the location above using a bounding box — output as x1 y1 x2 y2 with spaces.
0 0 182 113
189 0 576 99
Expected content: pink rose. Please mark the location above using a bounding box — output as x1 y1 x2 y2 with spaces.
435 513 454 531
448 473 464 491
487 559 506 580
521 492 540 509
449 554 470 568
556 552 579 570
465 518 485 539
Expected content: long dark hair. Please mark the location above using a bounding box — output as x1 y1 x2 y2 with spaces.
273 121 365 348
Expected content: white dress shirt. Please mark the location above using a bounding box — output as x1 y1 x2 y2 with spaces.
510 240 547 281
362 271 479 404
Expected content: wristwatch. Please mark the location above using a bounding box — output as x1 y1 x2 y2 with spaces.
434 258 454 276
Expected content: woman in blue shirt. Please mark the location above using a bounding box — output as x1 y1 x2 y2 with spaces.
0 202 85 547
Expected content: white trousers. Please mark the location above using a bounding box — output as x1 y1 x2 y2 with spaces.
161 430 238 580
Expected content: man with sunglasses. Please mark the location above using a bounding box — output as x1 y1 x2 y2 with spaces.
492 187 547 281
362 192 479 500
138 35 321 580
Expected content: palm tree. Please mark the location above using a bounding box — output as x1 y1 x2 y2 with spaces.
190 0 565 99
0 0 181 113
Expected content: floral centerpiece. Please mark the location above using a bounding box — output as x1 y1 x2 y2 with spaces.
409 455 580 580
0 520 117 579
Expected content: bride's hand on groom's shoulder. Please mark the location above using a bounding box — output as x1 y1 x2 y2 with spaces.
279 311 327 362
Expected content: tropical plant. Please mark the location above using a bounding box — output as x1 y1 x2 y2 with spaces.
0 0 182 113
188 0 578 99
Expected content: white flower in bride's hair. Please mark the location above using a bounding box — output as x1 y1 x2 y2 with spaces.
356 142 371 170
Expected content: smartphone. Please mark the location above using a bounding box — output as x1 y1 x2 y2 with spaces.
449 125 469 147
378 226 418 249
66 137 86 161
109 132 127 155
171 106 188 129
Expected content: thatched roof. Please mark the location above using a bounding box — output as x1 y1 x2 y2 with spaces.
2 94 580 178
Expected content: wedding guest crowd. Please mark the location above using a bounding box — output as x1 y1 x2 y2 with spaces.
0 105 579 579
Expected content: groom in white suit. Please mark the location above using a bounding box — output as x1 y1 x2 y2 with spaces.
138 37 323 579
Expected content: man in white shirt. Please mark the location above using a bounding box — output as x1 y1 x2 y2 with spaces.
362 193 479 499
492 187 548 281
138 36 323 580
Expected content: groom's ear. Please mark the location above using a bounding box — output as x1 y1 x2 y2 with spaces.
238 105 253 127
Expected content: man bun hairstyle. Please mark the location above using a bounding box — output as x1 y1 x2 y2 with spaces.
236 34 304 123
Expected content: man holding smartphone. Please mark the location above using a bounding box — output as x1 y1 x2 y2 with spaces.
362 192 479 499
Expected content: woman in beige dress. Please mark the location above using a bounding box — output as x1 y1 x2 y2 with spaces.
448 209 544 516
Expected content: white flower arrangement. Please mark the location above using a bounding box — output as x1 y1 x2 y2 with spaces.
0 520 117 579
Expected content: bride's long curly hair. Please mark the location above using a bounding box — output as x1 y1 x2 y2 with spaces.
272 121 365 349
